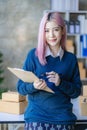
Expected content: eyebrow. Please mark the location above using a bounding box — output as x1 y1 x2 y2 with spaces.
45 26 61 29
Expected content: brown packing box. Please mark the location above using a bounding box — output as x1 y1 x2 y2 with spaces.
83 85 87 96
80 103 87 116
79 68 86 79
79 96 87 116
78 61 86 80
2 91 26 102
66 39 73 47
78 62 83 69
0 100 27 114
66 39 74 53
66 46 74 53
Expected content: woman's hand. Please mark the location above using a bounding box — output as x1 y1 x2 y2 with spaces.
46 71 61 86
33 79 47 90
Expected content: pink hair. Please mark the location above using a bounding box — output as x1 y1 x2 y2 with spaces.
36 12 67 65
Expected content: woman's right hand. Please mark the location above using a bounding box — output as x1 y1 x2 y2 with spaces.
33 79 47 90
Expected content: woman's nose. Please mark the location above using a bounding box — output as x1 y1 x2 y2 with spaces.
49 30 54 37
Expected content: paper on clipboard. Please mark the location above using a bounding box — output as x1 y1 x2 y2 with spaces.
7 67 54 93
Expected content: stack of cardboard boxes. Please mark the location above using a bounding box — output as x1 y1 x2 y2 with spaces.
0 91 27 114
79 85 87 116
66 39 87 80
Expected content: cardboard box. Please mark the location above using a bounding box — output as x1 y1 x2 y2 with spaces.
2 91 26 102
83 85 87 96
66 39 73 47
79 96 87 116
80 103 87 116
0 100 27 114
66 46 74 53
79 68 86 79
66 39 74 53
78 62 83 69
78 61 86 80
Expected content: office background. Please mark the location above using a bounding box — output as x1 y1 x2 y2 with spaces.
0 0 87 90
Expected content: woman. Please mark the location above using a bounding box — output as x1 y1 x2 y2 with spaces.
17 12 82 130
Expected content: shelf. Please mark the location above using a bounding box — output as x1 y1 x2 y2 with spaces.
81 79 87 85
82 78 87 81
67 33 80 36
44 10 87 14
46 1 87 81
70 10 87 13
77 57 87 59
60 10 87 13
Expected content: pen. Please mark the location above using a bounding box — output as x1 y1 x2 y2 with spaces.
40 73 62 78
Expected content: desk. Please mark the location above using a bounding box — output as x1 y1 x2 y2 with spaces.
0 113 24 130
0 112 24 123
0 98 87 130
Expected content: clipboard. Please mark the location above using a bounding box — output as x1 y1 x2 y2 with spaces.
7 67 54 93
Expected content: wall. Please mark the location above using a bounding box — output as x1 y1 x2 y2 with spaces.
0 0 50 90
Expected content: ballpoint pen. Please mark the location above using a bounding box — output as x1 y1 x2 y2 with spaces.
41 73 62 77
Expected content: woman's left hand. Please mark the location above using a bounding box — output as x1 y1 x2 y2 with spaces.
46 71 61 86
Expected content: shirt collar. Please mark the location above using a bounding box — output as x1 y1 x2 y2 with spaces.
45 46 64 60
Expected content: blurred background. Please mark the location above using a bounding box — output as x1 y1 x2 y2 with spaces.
0 0 50 91
0 1 87 130
0 0 87 91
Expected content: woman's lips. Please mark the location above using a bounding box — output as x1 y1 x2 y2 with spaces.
48 39 57 42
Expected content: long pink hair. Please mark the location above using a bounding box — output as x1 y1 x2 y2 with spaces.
36 12 67 65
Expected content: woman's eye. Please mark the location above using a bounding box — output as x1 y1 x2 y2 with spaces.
45 30 49 32
54 28 60 31
55 29 59 31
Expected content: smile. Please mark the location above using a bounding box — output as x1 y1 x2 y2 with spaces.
48 39 57 42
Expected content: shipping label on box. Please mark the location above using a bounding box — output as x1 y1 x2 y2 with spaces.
0 100 27 114
2 91 26 102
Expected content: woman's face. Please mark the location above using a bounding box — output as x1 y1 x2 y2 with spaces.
45 21 64 48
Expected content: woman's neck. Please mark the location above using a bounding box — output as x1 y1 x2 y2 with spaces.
49 45 60 57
